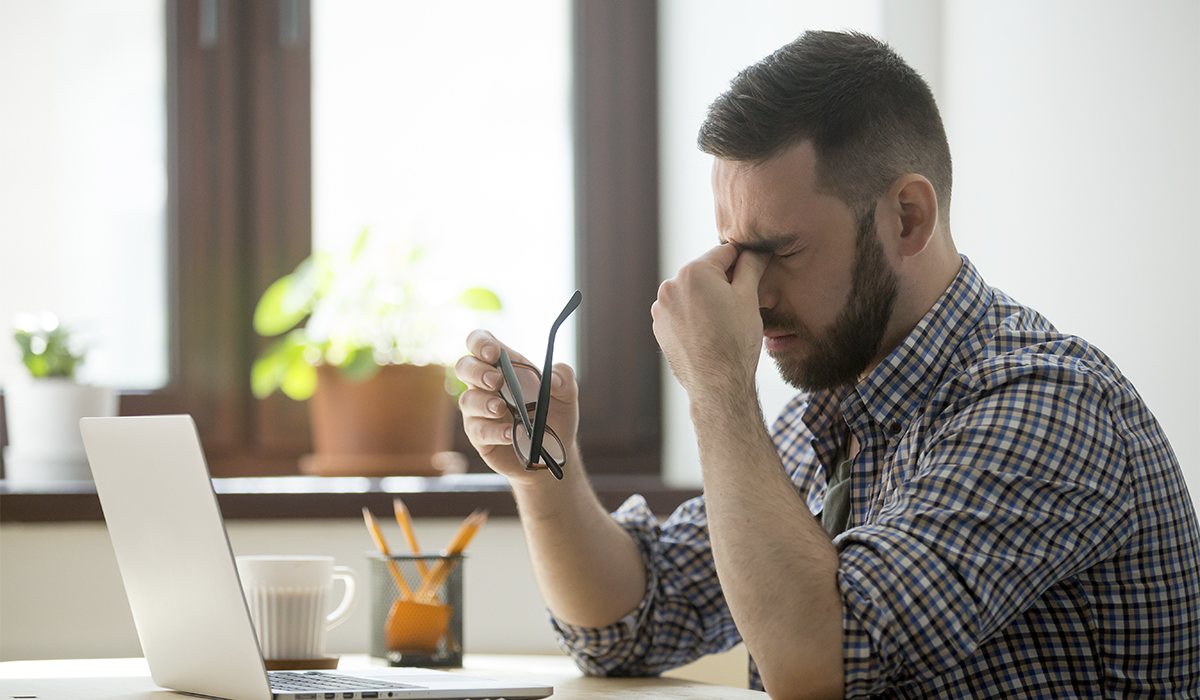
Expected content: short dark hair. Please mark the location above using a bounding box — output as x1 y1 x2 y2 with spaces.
698 31 952 218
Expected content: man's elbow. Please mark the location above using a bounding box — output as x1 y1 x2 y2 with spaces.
759 657 844 700
751 585 846 698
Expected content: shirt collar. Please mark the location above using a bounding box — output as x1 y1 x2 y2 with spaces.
802 255 992 440
850 255 991 434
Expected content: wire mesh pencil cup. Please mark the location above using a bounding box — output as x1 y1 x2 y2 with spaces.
369 554 464 668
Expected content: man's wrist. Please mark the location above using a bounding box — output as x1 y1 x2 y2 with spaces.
686 373 759 426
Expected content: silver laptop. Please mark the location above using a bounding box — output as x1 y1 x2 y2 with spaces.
80 414 554 700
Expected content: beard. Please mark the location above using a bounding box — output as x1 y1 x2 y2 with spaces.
763 209 899 392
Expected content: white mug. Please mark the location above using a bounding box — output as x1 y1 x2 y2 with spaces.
235 555 357 661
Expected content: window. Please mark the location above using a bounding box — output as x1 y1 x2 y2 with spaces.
311 0 576 363
0 1 169 391
0 0 661 478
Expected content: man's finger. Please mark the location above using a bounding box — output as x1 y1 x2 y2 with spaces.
696 242 740 274
465 329 501 363
455 354 503 391
549 363 578 402
458 388 507 419
464 329 532 366
731 250 769 293
464 414 513 448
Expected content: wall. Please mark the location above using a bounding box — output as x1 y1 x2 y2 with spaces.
659 1 1200 498
0 516 749 684
0 518 551 659
942 0 1200 482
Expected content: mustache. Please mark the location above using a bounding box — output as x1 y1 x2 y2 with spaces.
760 310 815 343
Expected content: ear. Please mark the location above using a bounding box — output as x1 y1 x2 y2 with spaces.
881 174 939 258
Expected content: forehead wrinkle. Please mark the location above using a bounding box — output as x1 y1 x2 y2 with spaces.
715 155 824 251
715 176 779 251
713 157 815 259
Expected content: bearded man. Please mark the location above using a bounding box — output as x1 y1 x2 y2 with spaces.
456 30 1200 699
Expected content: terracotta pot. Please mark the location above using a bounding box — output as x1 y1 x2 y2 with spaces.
299 364 465 477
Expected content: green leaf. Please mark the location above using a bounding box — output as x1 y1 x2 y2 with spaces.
350 227 371 261
25 355 48 378
280 359 318 401
13 330 32 355
250 352 283 399
458 287 502 312
251 332 314 399
339 347 381 382
254 276 305 336
13 324 80 378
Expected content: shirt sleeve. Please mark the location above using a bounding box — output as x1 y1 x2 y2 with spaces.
549 492 743 676
836 360 1137 696
548 392 813 679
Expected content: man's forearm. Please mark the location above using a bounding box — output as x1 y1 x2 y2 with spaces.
511 451 647 628
691 383 844 700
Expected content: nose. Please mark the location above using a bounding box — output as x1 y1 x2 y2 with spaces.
757 260 779 312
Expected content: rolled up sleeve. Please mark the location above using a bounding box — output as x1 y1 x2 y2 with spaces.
550 493 742 676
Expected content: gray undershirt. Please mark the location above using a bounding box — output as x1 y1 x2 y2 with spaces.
820 453 854 537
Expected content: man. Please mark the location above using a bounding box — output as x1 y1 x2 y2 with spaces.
455 31 1200 698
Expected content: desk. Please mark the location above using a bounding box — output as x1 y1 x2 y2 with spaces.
0 655 767 699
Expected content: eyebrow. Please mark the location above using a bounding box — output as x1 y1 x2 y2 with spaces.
719 232 802 255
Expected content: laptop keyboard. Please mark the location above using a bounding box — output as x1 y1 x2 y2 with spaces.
269 670 422 693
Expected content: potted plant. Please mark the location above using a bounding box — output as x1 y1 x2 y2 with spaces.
3 313 118 483
251 228 500 477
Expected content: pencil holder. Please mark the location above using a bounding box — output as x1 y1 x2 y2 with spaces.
369 554 464 668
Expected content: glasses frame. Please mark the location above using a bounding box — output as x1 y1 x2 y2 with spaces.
495 290 582 480
496 357 567 476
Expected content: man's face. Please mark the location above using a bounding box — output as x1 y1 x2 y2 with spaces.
712 142 898 391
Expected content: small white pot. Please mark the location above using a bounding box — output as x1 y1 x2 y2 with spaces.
3 377 118 483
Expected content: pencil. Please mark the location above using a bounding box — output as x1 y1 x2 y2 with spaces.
362 507 413 599
416 509 488 602
393 498 429 578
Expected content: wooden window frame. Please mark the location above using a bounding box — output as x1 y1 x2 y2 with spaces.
0 0 661 479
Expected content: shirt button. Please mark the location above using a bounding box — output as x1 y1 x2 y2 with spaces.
887 421 902 436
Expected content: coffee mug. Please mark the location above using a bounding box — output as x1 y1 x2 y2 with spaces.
235 555 357 661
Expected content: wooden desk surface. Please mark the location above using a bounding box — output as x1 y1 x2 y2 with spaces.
0 654 767 699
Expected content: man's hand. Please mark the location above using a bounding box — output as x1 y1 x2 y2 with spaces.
454 330 580 486
651 243 769 397
456 333 647 630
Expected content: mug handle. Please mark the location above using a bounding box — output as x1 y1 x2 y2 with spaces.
326 565 357 630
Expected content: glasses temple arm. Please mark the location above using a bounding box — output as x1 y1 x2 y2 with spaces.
529 290 582 477
498 348 534 437
542 451 563 480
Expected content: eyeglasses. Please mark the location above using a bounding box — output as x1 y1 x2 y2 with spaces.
496 290 582 480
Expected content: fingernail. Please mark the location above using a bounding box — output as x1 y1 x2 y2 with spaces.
504 425 513 440
488 399 503 415
483 345 498 363
484 371 501 389
551 373 563 389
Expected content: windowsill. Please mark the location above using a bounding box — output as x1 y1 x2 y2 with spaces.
0 473 700 522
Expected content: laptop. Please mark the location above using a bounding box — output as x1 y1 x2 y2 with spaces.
80 414 554 700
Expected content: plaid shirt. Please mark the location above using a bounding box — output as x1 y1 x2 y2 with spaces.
551 257 1200 697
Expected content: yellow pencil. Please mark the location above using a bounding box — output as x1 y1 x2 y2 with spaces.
362 507 413 600
393 498 429 579
416 510 488 602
